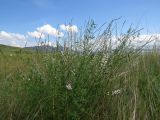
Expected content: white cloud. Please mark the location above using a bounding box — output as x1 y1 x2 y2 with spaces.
28 31 45 39
60 24 78 33
129 34 159 46
37 24 64 37
1 26 160 48
0 31 26 47
0 31 26 41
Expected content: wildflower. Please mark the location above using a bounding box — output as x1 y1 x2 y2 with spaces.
112 89 121 95
66 83 72 90
71 69 76 75
10 54 13 57
101 54 109 68
101 55 108 64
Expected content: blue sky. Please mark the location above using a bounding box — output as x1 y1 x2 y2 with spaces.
0 0 160 47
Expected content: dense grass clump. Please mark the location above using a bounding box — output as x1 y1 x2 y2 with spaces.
0 20 160 120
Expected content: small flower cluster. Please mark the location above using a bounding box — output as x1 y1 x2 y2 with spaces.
101 55 109 69
66 83 72 90
112 89 121 95
107 89 121 96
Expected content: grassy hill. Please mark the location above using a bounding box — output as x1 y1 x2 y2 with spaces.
0 44 33 55
0 44 20 53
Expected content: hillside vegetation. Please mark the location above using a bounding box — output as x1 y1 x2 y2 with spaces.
0 20 160 120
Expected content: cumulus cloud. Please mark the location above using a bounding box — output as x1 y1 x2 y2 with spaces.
1 26 160 48
0 31 26 41
60 24 78 33
129 34 160 46
28 24 64 39
0 31 26 47
37 24 64 37
28 31 45 39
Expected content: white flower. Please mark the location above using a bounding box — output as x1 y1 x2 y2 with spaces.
101 55 109 67
10 54 13 57
66 83 72 90
112 89 121 95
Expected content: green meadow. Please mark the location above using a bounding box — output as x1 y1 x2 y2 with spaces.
0 21 160 120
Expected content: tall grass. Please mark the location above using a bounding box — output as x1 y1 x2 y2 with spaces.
0 19 160 120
